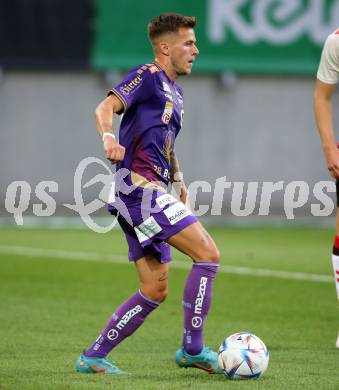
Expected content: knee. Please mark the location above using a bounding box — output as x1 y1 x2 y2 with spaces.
193 241 221 264
141 285 168 303
209 246 220 264
205 246 220 264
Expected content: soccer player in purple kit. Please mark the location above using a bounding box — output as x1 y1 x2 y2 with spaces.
76 13 222 375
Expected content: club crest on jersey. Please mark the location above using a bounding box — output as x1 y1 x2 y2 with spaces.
162 101 173 124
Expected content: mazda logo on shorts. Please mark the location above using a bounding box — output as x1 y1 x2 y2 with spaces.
107 329 119 341
192 316 203 328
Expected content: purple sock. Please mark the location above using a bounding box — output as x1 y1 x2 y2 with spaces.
182 262 219 355
85 290 159 358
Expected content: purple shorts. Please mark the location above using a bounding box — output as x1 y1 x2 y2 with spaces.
108 190 197 263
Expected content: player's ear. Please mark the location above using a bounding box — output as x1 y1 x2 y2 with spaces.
158 40 170 56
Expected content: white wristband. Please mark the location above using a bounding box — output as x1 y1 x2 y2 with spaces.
102 132 116 141
172 171 184 182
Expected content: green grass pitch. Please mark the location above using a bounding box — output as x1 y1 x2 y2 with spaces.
0 226 338 389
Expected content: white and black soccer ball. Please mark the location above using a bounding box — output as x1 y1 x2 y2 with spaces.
218 332 269 380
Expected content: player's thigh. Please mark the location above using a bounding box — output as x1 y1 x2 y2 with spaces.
135 256 169 301
166 221 220 263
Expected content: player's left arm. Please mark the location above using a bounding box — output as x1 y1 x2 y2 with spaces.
170 150 189 205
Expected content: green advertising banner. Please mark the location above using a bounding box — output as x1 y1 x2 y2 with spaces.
92 0 339 74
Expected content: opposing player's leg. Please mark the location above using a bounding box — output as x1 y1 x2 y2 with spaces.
166 221 222 373
332 188 339 348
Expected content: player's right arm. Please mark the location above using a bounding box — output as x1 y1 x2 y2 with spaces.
314 80 339 178
95 94 125 164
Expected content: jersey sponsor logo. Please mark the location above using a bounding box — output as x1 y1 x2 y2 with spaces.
116 305 143 330
162 101 173 124
156 194 177 209
164 202 191 225
162 82 171 93
175 90 183 99
119 75 143 96
194 277 208 314
107 328 119 341
180 110 184 127
175 91 183 105
192 316 203 328
134 216 162 243
164 93 173 101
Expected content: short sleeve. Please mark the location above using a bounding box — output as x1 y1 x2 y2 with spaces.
109 65 156 112
317 32 339 84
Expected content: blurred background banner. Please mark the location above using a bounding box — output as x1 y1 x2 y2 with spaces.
1 0 338 74
0 0 93 69
92 0 339 74
0 0 338 224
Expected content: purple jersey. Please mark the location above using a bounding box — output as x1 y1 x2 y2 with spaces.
110 63 184 191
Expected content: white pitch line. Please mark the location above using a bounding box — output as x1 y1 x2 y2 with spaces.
0 245 333 283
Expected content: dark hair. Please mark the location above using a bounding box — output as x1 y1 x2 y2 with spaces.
147 13 196 42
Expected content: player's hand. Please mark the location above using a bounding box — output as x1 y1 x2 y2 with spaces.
173 181 189 206
326 147 339 179
180 183 189 205
103 136 125 164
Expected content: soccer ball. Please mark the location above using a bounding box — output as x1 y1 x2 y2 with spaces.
218 332 269 380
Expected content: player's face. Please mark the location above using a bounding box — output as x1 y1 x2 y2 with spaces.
169 28 199 76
